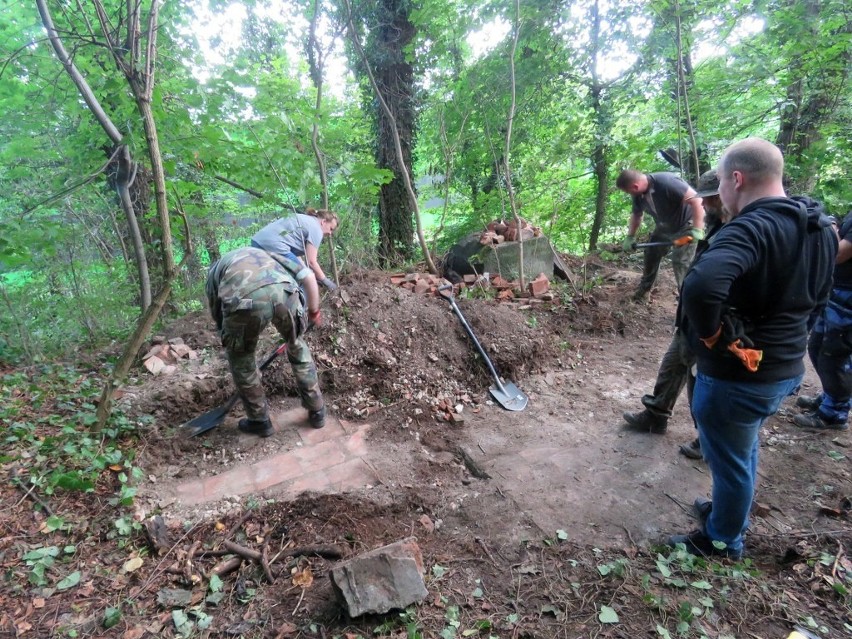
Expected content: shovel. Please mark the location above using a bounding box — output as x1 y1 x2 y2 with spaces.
438 284 528 411
180 342 288 437
634 240 675 249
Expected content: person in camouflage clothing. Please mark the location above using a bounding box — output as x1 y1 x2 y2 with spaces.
206 247 325 437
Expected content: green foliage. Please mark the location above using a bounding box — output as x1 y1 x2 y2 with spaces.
1 0 849 362
1 365 145 502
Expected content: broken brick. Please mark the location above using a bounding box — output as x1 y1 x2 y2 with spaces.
527 273 550 297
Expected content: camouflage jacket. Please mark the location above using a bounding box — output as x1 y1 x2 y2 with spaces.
206 247 300 329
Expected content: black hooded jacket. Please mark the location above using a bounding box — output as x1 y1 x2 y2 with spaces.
680 196 837 382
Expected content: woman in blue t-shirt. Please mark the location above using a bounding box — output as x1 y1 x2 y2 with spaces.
252 208 339 290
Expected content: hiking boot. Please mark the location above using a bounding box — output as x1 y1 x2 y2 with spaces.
667 529 742 559
623 410 668 434
693 497 712 523
795 394 822 411
238 417 274 438
679 437 703 460
793 412 848 431
632 290 651 304
308 407 326 429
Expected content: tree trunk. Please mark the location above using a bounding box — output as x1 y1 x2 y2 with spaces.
346 0 436 272
364 0 417 267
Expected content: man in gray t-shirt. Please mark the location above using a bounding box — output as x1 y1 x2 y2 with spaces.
251 211 339 290
616 170 706 301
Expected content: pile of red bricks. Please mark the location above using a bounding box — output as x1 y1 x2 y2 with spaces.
389 271 552 301
141 336 198 376
479 218 542 245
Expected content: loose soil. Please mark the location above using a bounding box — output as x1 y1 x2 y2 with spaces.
2 255 850 638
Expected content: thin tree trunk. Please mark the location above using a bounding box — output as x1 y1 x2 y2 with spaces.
504 0 524 288
117 147 153 310
1 284 36 365
674 1 699 182
587 0 607 251
307 0 339 284
65 244 99 339
95 277 174 427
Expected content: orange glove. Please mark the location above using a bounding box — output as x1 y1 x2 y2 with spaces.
308 309 322 327
701 317 763 372
728 341 763 372
673 235 693 247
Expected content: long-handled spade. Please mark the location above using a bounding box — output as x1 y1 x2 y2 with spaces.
438 284 528 411
180 342 288 437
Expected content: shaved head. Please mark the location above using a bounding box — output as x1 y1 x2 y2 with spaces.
719 138 784 184
716 138 786 216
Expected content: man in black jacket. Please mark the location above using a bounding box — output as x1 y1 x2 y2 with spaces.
667 138 837 558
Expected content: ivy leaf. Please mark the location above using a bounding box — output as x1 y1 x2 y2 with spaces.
598 605 619 624
103 607 122 629
209 574 224 593
56 570 81 590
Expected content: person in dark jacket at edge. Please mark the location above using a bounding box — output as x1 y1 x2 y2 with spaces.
792 211 852 431
666 138 837 558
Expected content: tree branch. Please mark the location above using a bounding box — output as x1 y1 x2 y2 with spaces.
36 0 123 144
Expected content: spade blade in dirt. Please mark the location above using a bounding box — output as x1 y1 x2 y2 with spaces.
438 284 529 412
490 381 528 411
179 342 288 438
180 394 240 437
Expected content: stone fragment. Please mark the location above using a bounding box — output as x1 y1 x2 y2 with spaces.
330 537 428 617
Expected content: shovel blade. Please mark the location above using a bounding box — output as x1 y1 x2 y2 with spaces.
181 406 229 437
490 381 528 411
180 395 239 437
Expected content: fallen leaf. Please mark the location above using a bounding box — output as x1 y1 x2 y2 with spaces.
215 521 226 531
32 598 45 609
123 557 144 573
122 628 146 639
275 622 298 637
78 580 95 597
419 514 435 532
292 567 314 588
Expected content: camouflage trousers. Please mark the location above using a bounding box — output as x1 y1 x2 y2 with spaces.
216 289 323 421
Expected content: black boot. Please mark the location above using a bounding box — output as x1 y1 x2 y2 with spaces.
308 406 326 429
623 410 668 434
795 394 822 411
238 417 274 438
679 437 703 460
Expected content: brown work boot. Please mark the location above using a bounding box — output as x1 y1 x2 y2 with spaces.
623 410 668 434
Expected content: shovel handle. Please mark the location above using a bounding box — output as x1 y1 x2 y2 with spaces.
437 284 508 393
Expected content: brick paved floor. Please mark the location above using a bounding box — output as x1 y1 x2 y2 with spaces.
174 408 375 506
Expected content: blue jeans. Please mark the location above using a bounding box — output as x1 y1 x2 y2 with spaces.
692 372 802 553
